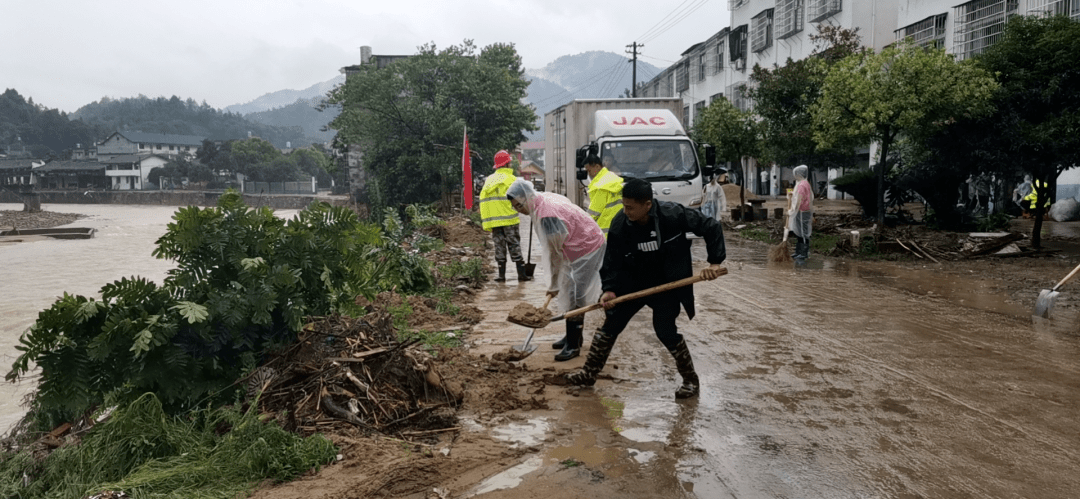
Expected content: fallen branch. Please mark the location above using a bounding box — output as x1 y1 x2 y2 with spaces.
909 240 940 264
895 238 923 259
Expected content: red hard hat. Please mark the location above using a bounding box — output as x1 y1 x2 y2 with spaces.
493 150 511 169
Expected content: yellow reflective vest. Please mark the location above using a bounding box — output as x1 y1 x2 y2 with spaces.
586 167 624 237
1026 179 1051 209
479 168 520 231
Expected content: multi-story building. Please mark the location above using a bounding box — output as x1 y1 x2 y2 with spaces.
339 46 413 208
643 0 1078 198
102 154 171 191
96 131 203 161
642 1 897 197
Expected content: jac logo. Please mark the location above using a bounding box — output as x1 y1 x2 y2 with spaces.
611 116 666 126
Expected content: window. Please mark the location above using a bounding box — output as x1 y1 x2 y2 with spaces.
169 145 175 151
952 0 1019 60
698 54 707 82
808 0 842 23
727 83 749 111
1026 0 1080 19
156 144 162 150
776 0 804 39
710 93 724 103
895 13 948 49
139 143 145 149
751 9 774 53
676 60 690 92
729 0 749 9
729 25 748 63
682 105 690 128
694 100 707 124
713 41 725 74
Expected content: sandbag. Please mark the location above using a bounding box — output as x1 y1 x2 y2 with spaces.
1049 198 1080 222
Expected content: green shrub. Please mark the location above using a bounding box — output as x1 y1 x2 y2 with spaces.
976 212 1011 232
810 234 840 254
7 192 400 428
831 169 881 219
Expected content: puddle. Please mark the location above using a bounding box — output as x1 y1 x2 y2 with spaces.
630 449 656 464
466 455 544 497
462 417 550 448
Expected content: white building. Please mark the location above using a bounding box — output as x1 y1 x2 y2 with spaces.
642 0 1078 199
102 154 170 190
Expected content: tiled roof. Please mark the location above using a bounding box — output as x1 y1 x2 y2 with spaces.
519 141 545 150
101 154 170 164
36 160 107 172
108 131 205 147
0 158 39 170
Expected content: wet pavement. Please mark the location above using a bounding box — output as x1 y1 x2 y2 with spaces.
468 226 1080 498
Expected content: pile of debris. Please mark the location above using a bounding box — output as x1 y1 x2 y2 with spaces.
254 306 463 438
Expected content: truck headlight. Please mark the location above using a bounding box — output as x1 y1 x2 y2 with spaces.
689 196 702 207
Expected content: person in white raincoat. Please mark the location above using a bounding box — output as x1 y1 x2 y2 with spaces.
701 168 728 221
788 165 813 259
506 179 605 361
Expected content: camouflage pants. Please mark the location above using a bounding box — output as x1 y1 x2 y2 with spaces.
491 225 524 266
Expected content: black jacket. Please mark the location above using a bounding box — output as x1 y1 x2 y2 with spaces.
601 200 726 320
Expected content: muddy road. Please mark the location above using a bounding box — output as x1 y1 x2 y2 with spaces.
465 234 1080 498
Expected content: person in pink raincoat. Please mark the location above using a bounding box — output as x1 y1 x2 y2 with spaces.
506 178 605 362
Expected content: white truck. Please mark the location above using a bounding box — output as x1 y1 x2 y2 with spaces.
543 98 716 209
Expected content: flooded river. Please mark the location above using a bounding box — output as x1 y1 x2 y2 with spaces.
0 203 297 433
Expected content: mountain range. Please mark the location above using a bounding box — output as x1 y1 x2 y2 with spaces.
226 51 661 143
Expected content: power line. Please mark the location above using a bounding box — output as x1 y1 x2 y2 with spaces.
599 58 633 97
641 0 711 45
529 59 626 108
636 0 696 42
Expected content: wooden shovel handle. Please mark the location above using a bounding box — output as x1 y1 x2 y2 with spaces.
1053 261 1080 291
561 269 727 320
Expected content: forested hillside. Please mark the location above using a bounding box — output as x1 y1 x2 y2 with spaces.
0 89 103 158
244 97 337 144
71 95 306 148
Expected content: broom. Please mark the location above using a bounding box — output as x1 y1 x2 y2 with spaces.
769 213 793 263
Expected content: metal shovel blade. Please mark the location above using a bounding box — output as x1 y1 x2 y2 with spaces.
1034 289 1059 319
511 327 538 357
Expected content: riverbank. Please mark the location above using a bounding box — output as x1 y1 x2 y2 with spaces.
0 188 349 210
0 210 84 231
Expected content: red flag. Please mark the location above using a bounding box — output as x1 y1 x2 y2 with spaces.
462 128 473 210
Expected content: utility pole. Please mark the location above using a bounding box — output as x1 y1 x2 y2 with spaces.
626 42 643 97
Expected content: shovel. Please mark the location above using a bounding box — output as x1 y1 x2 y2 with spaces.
507 268 727 329
521 225 536 279
1034 261 1080 318
511 295 552 359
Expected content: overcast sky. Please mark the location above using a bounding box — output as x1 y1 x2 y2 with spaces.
4 0 729 113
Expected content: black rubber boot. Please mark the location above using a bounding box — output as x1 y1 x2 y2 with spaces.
668 339 700 399
494 263 506 282
552 336 566 350
565 330 616 386
554 319 583 361
516 262 531 281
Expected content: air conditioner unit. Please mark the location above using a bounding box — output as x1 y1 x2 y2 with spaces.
734 58 745 71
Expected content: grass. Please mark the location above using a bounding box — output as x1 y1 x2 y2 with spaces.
0 393 336 499
810 234 840 254
560 459 582 468
441 257 485 286
388 299 463 351
738 227 775 244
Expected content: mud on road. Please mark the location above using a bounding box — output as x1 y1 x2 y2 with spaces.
256 208 1080 499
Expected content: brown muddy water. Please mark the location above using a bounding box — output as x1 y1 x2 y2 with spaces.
0 203 298 433
467 234 1080 498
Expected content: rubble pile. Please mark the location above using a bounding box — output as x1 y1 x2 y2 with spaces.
255 308 462 437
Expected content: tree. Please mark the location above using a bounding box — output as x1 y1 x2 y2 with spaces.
745 26 865 192
326 40 538 210
693 97 762 216
812 41 999 229
974 15 1080 248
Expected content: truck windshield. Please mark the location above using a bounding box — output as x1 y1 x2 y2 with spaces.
600 140 698 181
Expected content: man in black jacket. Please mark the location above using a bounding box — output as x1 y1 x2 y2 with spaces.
566 177 726 399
